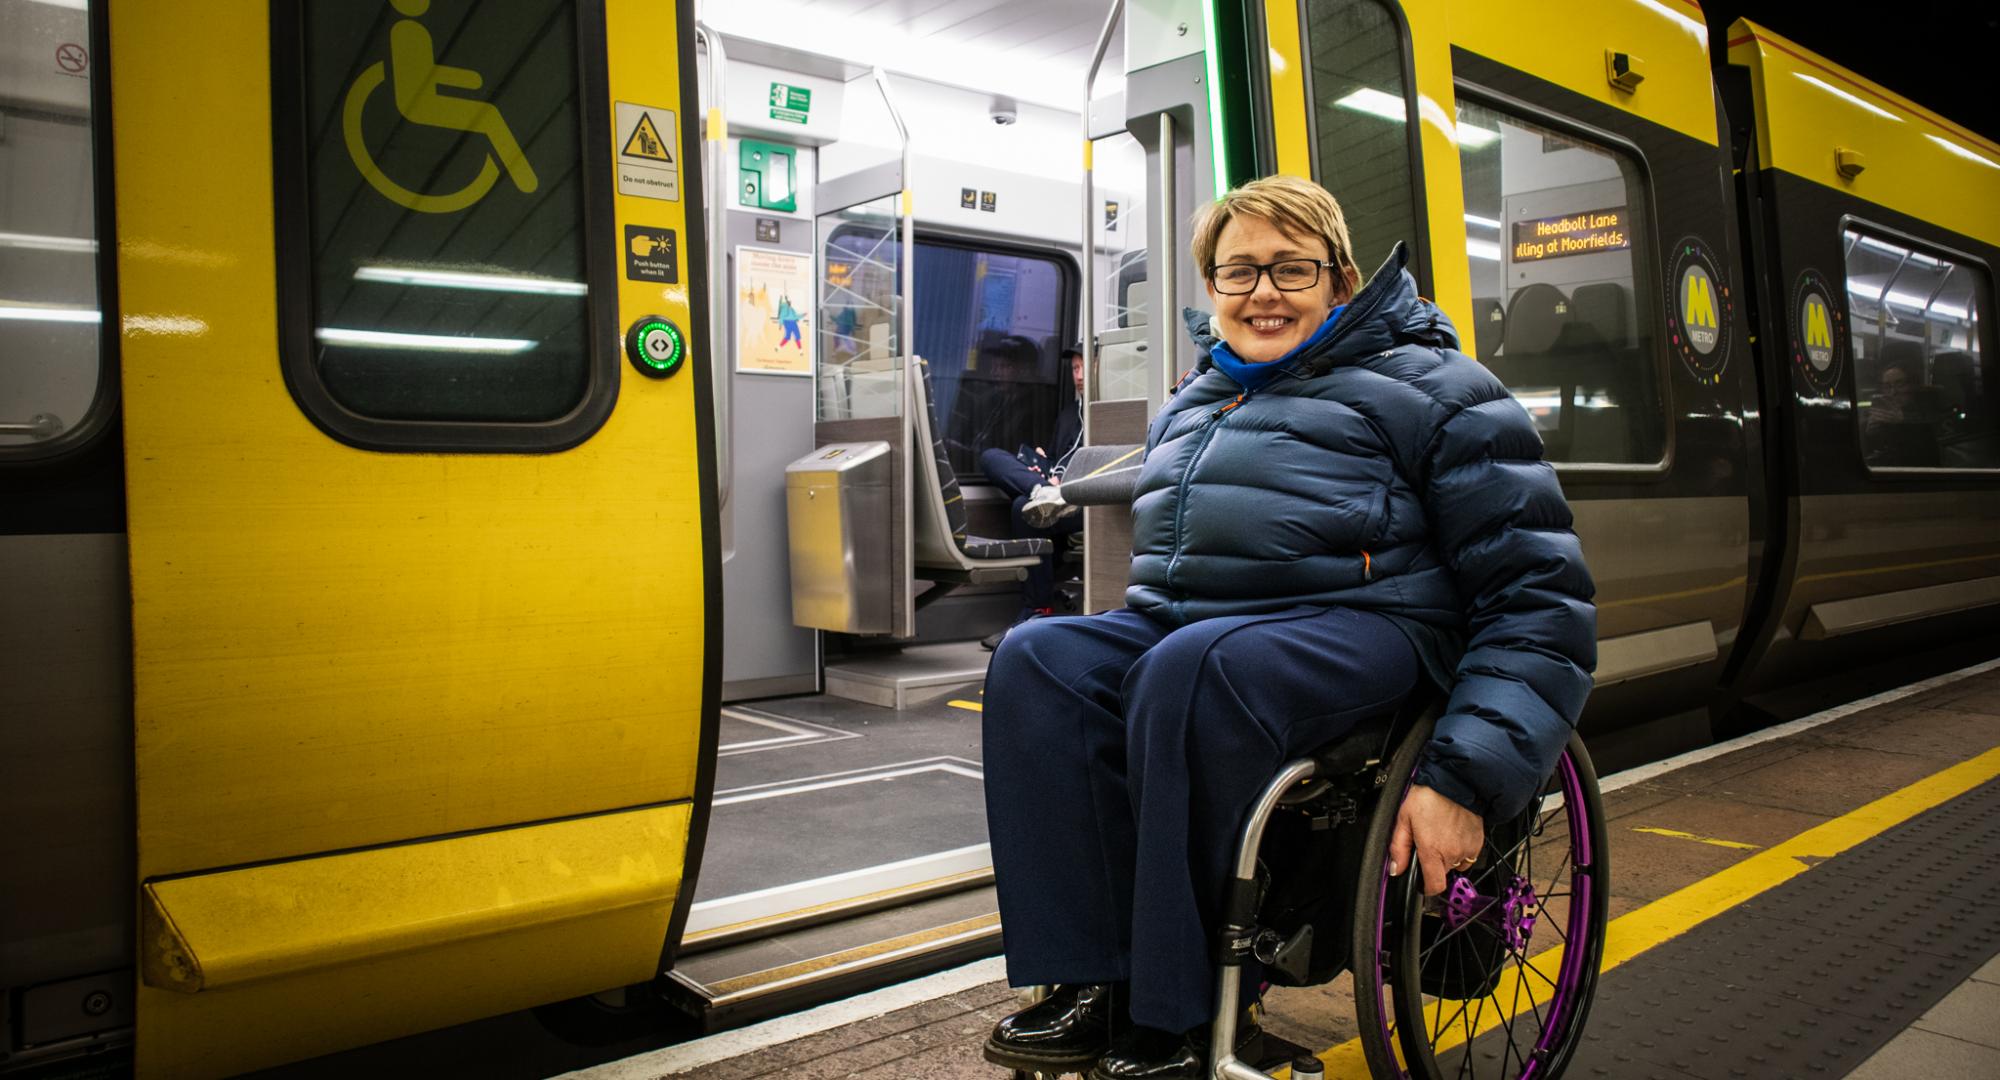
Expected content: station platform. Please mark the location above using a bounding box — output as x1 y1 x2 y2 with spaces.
560 659 2000 1080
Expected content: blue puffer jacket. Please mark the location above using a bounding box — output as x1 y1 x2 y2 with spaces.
1128 244 1596 819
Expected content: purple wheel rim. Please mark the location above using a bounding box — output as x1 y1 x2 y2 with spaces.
1368 747 1600 1079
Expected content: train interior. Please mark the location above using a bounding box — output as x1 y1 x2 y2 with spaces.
668 1 1160 1023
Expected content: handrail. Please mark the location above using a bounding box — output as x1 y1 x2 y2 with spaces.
0 413 63 439
871 65 918 637
1080 0 1126 438
696 24 732 510
1157 110 1177 400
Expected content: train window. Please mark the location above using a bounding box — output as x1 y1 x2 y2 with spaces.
1455 98 1666 466
1845 228 1995 470
1303 0 1423 276
272 0 615 452
0 0 111 461
819 225 1073 476
912 243 1073 481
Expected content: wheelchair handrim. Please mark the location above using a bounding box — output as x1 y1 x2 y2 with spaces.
1369 746 1603 1079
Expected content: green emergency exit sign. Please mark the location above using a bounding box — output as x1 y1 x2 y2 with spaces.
769 82 811 124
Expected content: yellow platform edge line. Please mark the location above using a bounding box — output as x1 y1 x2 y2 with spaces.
948 700 985 713
1310 744 2000 1077
1630 825 1760 851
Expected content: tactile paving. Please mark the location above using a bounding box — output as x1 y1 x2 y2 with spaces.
1554 778 2000 1079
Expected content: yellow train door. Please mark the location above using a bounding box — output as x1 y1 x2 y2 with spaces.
110 1 715 1074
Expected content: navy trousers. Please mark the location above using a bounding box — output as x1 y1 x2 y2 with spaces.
978 447 1083 610
982 605 1419 1032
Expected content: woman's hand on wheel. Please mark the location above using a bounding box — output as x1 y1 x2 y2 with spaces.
1387 784 1484 896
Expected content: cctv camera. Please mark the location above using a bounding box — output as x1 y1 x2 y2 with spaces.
990 97 1018 126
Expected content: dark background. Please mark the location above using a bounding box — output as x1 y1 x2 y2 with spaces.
1708 1 1999 145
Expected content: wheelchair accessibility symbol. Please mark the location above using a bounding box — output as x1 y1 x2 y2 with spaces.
343 0 539 213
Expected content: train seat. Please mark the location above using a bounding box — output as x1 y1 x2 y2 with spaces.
1565 282 1640 462
1931 351 2000 466
909 357 1048 584
1571 281 1628 346
1472 296 1506 359
1502 282 1571 359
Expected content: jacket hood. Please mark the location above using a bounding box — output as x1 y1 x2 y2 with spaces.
1181 241 1460 381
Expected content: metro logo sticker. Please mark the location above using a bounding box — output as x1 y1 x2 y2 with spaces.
1666 238 1733 387
1790 269 1846 395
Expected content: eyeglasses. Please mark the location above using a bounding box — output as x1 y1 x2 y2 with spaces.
1207 258 1335 295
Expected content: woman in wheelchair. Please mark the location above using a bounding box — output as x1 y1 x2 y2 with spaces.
981 175 1596 1079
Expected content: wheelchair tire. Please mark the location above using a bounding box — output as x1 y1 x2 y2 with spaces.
1351 721 1609 1079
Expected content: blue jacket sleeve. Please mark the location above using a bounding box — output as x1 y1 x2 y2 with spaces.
1410 362 1597 820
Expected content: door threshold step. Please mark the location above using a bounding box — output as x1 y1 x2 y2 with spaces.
665 886 1002 1031
823 641 990 709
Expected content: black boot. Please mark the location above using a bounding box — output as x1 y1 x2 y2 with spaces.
984 983 1125 1073
1090 1007 1261 1080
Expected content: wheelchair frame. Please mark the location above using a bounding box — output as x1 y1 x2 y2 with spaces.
1006 704 1607 1080
1207 703 1609 1080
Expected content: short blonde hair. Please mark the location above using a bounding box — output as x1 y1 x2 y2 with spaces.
1191 175 1361 296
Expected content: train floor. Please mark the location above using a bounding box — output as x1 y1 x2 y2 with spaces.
563 659 2000 1080
690 691 989 927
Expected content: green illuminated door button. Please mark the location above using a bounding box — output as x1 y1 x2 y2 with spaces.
625 316 685 378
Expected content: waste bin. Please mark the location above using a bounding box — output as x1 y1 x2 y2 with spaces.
785 441 894 633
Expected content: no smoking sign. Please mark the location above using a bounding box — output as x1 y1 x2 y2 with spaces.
55 42 88 77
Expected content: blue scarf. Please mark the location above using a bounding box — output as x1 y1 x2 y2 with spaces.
1208 306 1347 392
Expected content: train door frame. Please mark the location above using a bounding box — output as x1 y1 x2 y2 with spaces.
0 0 137 1065
112 1 721 1073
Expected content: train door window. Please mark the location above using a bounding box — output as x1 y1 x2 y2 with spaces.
273 0 615 452
1455 98 1666 466
0 0 110 460
1302 0 1423 276
818 203 902 422
910 242 1073 481
1844 228 1995 470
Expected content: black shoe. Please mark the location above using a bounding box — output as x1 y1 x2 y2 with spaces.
980 606 1053 652
984 983 1123 1073
1090 1009 1261 1080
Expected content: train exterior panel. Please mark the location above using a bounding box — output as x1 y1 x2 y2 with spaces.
98 0 718 1074
1724 21 2000 702
1402 0 1756 730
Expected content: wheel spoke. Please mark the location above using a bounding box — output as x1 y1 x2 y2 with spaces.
1464 989 1489 1077
1514 941 1551 1032
1541 846 1575 895
1431 983 1474 1043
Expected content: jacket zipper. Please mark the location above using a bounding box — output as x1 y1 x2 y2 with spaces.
1164 390 1378 589
1163 394 1245 591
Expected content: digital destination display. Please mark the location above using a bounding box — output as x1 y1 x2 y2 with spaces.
1511 207 1631 262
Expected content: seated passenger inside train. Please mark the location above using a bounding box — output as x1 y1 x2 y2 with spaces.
979 175 1597 1078
977 346 1086 651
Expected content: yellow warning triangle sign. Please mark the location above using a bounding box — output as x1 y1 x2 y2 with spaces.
622 112 673 164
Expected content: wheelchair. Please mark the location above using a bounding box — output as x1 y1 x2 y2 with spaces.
1007 700 1609 1080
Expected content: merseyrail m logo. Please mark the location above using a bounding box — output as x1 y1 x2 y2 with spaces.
1804 297 1832 347
1793 271 1843 384
1679 264 1720 354
1804 295 1834 359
